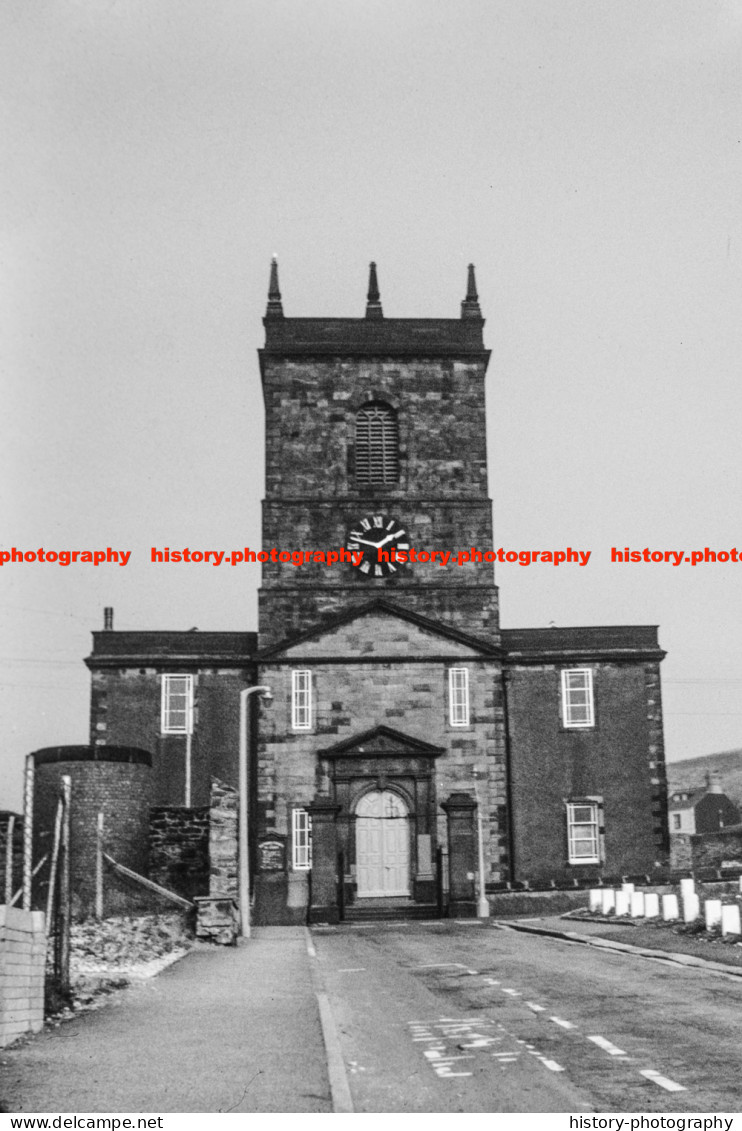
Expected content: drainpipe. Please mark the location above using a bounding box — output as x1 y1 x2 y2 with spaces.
501 669 516 885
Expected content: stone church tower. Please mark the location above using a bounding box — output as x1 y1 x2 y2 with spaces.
254 262 507 921
258 260 498 647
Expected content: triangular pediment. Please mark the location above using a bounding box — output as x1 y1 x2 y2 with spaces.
317 724 445 760
260 599 499 661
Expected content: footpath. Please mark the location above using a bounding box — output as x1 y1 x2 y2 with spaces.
497 912 742 978
1 927 333 1115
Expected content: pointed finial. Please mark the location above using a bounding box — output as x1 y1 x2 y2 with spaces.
266 256 284 318
461 263 482 319
365 261 383 319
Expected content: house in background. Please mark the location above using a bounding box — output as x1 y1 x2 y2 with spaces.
668 772 740 870
669 772 740 836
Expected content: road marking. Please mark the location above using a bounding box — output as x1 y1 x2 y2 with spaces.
502 988 522 996
640 1069 687 1093
413 963 466 969
526 1002 546 1012
588 1035 627 1056
337 967 366 973
549 1016 575 1030
540 1059 565 1073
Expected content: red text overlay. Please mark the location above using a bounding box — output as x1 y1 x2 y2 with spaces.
0 547 131 567
150 546 592 567
612 547 742 566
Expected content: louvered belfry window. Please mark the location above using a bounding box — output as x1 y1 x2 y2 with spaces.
355 402 399 485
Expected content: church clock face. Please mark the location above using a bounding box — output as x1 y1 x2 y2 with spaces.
346 513 409 578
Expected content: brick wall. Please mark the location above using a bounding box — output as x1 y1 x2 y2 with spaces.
506 661 666 884
0 906 45 1047
149 806 210 900
33 751 152 917
88 667 250 807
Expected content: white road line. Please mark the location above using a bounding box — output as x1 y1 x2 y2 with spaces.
549 1016 575 1030
337 967 366 973
588 1035 627 1057
502 988 522 996
526 1002 546 1013
540 1059 565 1073
413 963 465 969
640 1069 687 1093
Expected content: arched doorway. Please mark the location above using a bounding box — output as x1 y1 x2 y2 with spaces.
355 790 410 897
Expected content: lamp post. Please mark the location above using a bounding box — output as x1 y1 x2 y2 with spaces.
238 684 273 939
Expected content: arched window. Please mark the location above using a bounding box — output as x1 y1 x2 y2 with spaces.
355 402 399 485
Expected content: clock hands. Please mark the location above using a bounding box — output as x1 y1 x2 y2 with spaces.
350 530 406 550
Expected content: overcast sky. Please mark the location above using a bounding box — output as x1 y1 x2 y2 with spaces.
3 0 742 810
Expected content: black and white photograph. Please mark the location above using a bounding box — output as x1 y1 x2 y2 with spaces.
2 0 742 1120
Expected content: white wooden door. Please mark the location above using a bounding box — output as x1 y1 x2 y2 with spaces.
355 790 410 897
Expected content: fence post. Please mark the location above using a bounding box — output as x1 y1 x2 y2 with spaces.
4 813 15 905
58 775 72 993
95 811 104 920
45 799 64 934
22 755 34 911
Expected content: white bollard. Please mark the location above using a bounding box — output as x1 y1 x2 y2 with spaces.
680 877 695 901
601 889 615 914
721 904 742 937
704 899 722 930
589 889 602 913
682 893 700 922
614 890 630 916
621 882 635 895
662 893 679 921
630 891 645 918
644 893 660 918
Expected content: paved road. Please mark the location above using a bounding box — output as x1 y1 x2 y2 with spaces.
312 920 742 1113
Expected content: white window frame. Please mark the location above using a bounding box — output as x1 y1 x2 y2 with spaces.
292 808 312 870
561 668 595 728
449 668 470 727
291 669 313 731
161 674 194 735
566 801 600 864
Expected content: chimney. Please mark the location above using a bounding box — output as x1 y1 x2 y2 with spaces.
706 771 723 794
103 607 114 631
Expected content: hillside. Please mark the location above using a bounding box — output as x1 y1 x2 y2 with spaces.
667 749 742 807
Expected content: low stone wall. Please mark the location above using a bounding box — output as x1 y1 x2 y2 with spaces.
209 780 238 898
691 825 742 871
670 833 693 871
0 906 45 1047
149 807 210 901
488 889 590 918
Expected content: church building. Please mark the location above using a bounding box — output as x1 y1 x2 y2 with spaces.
85 262 670 924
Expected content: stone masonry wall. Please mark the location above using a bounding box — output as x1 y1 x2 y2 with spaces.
259 355 499 647
149 806 210 901
209 779 238 898
258 629 506 884
691 825 742 870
